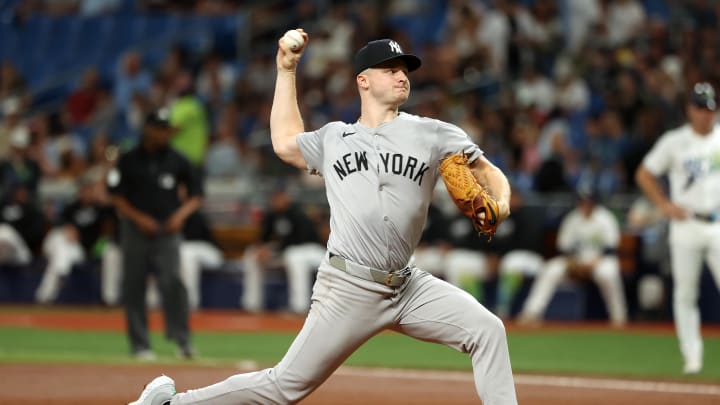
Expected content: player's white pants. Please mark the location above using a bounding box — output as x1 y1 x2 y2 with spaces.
171 256 517 405
411 245 446 277
35 228 85 303
445 249 488 288
496 250 544 318
242 243 324 313
178 241 224 310
101 242 122 306
283 244 326 313
521 255 627 324
669 219 720 367
0 224 31 265
499 250 544 277
412 246 487 287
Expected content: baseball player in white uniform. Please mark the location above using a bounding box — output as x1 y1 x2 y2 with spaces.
518 190 628 326
635 82 720 374
129 30 517 405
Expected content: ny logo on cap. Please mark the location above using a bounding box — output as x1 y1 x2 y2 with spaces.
388 40 402 54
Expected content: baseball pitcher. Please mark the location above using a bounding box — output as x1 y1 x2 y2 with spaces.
130 30 516 405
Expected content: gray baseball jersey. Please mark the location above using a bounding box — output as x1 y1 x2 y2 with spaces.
297 112 482 270
168 113 518 405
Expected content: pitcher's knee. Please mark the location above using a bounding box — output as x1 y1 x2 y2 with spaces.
464 311 507 353
271 367 319 404
485 313 507 339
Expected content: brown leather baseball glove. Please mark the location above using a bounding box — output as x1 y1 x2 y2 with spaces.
566 258 592 281
439 153 500 238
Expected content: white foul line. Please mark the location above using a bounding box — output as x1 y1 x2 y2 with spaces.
335 367 720 396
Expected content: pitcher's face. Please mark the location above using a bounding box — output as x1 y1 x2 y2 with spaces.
361 60 410 106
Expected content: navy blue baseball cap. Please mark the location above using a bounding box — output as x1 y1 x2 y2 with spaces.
690 82 717 111
353 39 422 76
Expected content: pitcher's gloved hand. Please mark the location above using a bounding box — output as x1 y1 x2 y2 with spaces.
439 153 500 239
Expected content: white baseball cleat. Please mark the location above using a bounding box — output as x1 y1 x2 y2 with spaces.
683 360 702 375
128 375 176 405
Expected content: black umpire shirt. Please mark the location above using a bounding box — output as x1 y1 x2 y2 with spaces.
108 145 201 222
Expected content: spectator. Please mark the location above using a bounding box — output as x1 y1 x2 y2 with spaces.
515 64 556 118
553 57 590 114
447 2 510 78
30 115 87 181
534 127 571 192
113 51 152 113
0 126 41 199
0 97 27 160
518 189 628 326
86 85 118 141
242 187 325 314
205 121 252 178
35 171 114 303
196 51 237 108
605 0 647 48
65 68 102 127
169 72 210 168
108 108 201 360
0 62 31 110
564 0 602 54
0 184 46 266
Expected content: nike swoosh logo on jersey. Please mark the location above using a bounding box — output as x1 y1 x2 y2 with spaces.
342 131 356 137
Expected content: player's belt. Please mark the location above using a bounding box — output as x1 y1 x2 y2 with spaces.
327 252 410 288
693 213 718 222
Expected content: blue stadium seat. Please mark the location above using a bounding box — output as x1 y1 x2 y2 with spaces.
75 15 117 67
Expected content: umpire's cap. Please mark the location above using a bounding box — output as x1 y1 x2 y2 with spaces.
689 82 717 111
144 107 174 128
353 39 422 76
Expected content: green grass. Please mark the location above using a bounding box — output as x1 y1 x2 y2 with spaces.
1 327 719 381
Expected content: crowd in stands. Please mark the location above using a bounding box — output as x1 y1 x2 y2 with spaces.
1 0 719 318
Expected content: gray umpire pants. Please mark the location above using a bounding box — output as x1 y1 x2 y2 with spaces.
120 219 190 353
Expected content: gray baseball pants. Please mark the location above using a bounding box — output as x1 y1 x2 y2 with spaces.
121 220 190 353
171 254 517 404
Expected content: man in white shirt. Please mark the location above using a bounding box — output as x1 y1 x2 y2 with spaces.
518 190 628 327
635 82 720 374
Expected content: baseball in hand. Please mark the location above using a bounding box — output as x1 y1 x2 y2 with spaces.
282 29 305 52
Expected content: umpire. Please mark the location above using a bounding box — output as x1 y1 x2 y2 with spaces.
108 108 202 360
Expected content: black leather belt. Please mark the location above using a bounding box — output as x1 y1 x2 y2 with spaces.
328 252 410 288
693 213 717 222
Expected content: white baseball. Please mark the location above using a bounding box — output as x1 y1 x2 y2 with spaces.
282 29 305 52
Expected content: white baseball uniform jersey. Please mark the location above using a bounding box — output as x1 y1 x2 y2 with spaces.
169 113 518 404
641 123 720 371
520 204 627 324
